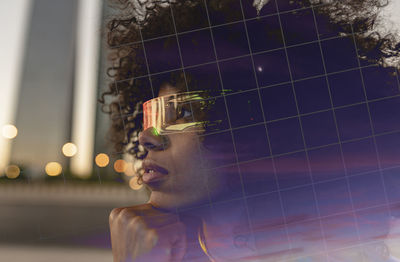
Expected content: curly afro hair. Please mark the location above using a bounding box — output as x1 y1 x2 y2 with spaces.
100 0 400 159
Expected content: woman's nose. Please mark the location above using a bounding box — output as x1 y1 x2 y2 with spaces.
138 127 170 151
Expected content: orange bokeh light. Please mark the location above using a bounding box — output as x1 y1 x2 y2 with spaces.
114 159 126 173
95 153 109 167
45 162 62 176
5 165 20 179
129 176 142 190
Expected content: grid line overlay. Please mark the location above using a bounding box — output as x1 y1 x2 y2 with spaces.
310 5 364 260
109 2 339 50
273 1 328 259
350 23 393 215
168 4 216 214
112 80 397 123
112 42 378 86
109 1 400 261
202 127 400 176
200 0 260 258
238 0 293 259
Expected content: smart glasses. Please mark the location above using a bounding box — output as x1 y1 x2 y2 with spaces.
143 91 208 135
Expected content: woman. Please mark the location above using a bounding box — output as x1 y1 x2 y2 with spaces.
103 0 400 261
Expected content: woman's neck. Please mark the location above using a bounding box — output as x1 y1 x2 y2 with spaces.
198 201 259 261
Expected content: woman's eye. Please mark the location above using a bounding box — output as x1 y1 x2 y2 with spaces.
183 108 192 118
177 106 192 119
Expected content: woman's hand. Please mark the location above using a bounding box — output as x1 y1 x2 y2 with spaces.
109 203 187 262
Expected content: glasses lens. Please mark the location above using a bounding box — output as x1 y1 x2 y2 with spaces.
142 92 206 134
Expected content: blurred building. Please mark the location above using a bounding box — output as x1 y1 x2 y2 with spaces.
0 1 149 261
4 0 129 181
10 0 78 178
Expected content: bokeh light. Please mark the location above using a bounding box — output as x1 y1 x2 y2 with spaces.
45 162 62 176
62 142 77 157
124 162 136 176
129 176 143 190
95 153 109 167
114 159 126 173
5 165 20 179
2 124 18 139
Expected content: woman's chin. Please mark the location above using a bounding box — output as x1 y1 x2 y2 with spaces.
148 191 209 212
148 192 179 211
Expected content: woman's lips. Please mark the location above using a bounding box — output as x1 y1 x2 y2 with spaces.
142 162 169 184
143 171 166 183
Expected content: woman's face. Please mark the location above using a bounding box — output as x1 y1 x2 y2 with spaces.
138 85 224 211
